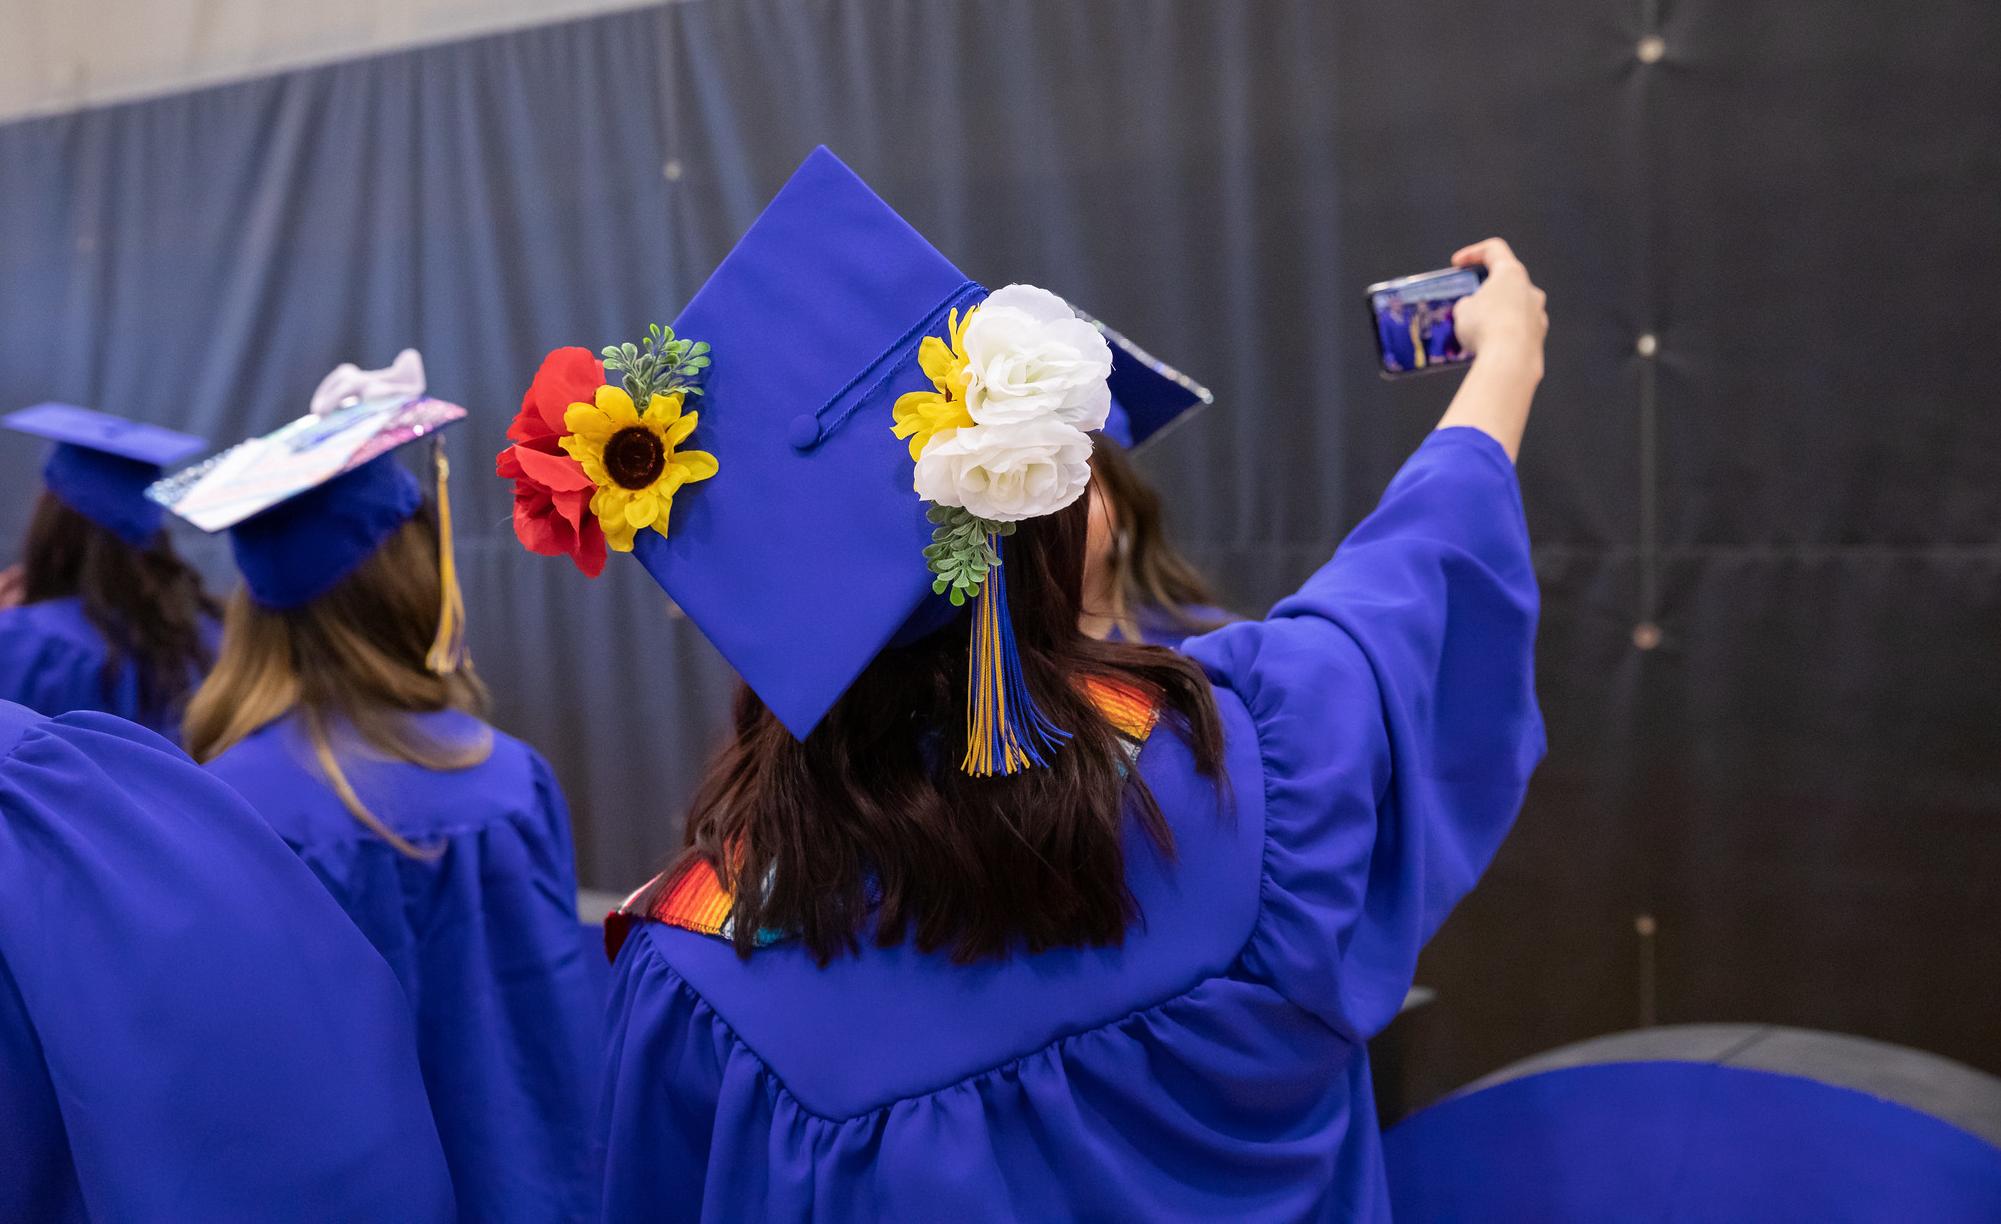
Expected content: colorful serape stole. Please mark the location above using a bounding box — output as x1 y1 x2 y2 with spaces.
605 674 1162 958
604 861 788 960
645 866 734 941
1076 673 1160 773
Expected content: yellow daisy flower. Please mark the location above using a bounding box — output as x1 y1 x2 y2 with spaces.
561 384 718 552
892 305 977 461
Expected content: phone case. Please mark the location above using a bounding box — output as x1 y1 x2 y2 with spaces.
1366 265 1488 378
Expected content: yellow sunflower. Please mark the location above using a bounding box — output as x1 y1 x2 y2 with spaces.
561 384 718 552
891 305 977 461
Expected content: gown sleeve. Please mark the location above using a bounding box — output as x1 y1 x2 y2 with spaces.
1182 427 1544 1042
0 707 456 1222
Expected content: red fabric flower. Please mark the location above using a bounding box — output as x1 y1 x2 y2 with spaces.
498 347 609 577
509 346 603 447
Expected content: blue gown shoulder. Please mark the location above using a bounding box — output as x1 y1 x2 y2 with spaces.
0 597 216 739
0 598 115 713
209 710 556 847
1128 602 1237 650
0 701 454 1221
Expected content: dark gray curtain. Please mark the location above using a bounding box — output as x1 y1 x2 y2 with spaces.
1 0 1996 1105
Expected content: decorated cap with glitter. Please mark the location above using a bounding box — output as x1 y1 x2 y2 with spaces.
150 352 468 636
498 147 1116 773
4 404 207 546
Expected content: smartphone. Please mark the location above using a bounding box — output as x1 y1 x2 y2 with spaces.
1366 265 1487 378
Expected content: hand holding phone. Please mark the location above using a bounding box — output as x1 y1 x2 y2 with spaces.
1367 239 1548 379
1448 238 1548 371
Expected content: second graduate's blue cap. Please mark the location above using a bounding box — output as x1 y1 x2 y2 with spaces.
1087 318 1215 450
227 457 424 609
4 404 206 546
148 377 465 610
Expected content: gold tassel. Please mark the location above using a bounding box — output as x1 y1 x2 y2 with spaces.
426 437 468 675
959 536 1068 776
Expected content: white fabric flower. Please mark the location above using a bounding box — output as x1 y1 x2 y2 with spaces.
913 418 1094 523
959 284 1113 432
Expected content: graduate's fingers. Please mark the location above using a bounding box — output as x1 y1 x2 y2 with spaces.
1452 238 1521 271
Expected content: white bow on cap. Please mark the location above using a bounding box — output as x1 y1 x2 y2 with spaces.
309 348 428 417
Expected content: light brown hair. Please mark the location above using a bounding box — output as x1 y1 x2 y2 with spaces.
1086 435 1233 643
184 504 489 857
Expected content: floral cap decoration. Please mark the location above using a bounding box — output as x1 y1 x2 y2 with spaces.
499 325 716 576
495 148 1120 781
891 285 1113 775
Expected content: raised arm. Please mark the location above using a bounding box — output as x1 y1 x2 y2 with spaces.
1181 239 1549 1037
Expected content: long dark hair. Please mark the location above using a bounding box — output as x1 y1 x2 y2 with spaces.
19 491 220 727
1087 434 1234 641
662 493 1227 964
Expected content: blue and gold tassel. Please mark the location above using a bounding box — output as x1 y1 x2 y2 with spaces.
962 536 1069 776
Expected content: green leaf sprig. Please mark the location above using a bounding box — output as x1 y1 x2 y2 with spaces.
925 504 1013 605
603 323 711 405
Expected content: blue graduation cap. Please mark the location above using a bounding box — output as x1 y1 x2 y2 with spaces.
1083 317 1214 450
224 454 426 611
4 404 207 546
504 148 1112 770
150 353 469 670
635 148 975 740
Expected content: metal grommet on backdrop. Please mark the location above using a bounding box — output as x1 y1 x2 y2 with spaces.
1632 622 1662 651
1636 332 1659 358
662 158 685 182
1636 34 1667 64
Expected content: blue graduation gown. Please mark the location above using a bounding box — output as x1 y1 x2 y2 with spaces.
1377 305 1417 372
0 596 217 741
205 710 600 1223
1113 602 1236 652
593 427 1544 1221
0 700 454 1221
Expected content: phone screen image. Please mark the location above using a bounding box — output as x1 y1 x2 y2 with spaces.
1367 266 1486 376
